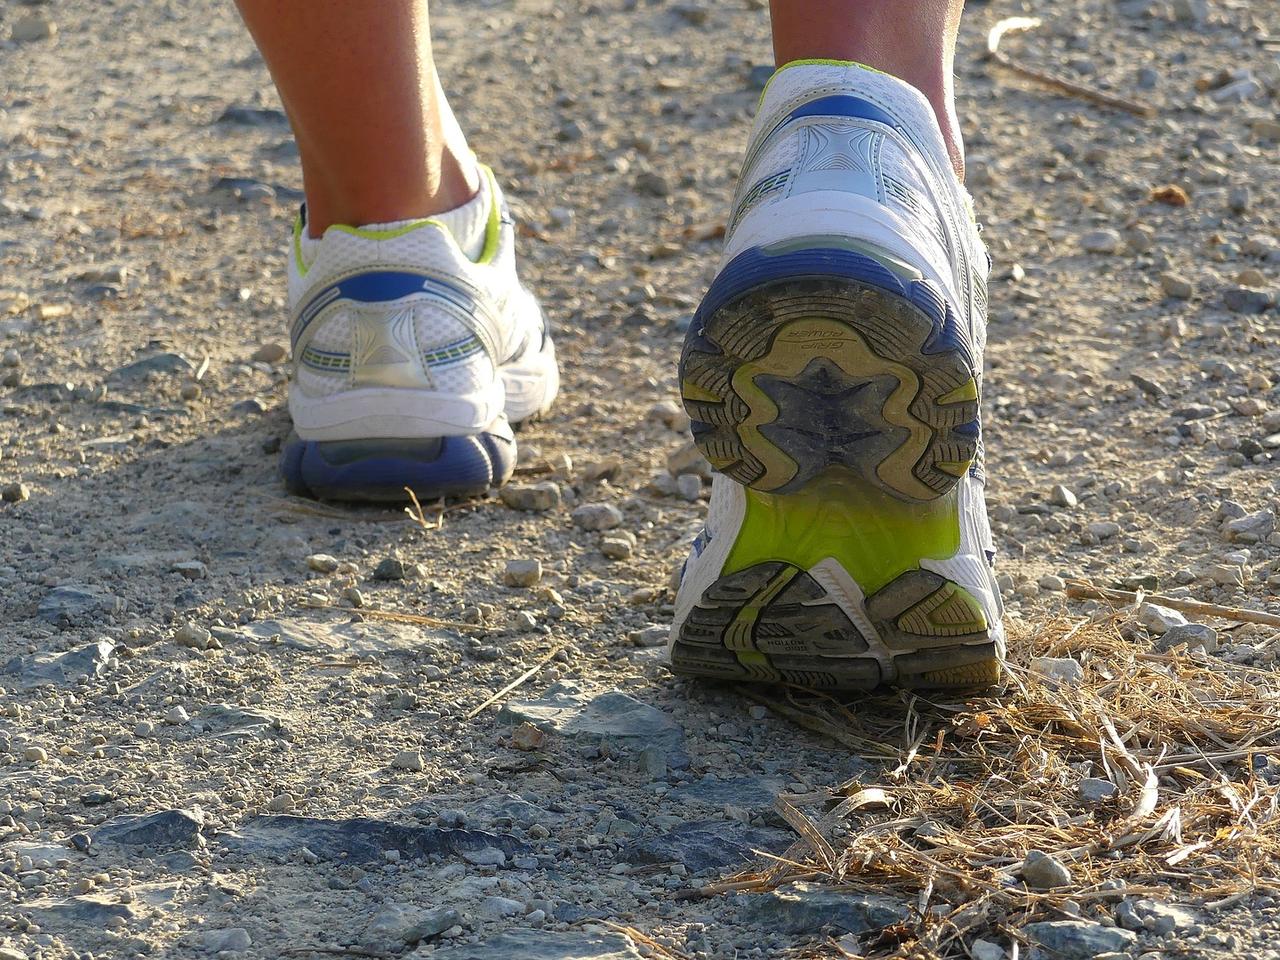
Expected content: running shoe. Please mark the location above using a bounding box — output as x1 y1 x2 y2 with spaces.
280 165 558 502
670 60 1003 690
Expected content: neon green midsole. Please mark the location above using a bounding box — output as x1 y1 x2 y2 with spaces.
724 470 960 595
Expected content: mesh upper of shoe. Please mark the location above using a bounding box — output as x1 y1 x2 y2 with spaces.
728 62 990 369
286 175 532 401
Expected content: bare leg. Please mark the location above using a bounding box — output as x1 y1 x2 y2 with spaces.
768 0 966 178
234 0 476 236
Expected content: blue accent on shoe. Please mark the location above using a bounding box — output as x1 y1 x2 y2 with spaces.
953 421 980 438
785 95 900 132
690 244 974 369
290 270 475 349
280 429 515 503
691 527 712 558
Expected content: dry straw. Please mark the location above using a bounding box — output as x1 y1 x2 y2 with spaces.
691 606 1280 958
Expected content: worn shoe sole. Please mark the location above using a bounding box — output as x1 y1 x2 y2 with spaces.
672 241 999 690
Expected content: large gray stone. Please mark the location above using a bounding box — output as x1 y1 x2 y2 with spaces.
106 352 194 383
1 640 114 686
429 931 642 959
24 896 136 926
364 904 459 946
668 775 786 821
1023 920 1137 958
94 809 204 849
216 815 526 866
625 820 792 872
36 586 125 625
499 682 686 764
741 881 908 935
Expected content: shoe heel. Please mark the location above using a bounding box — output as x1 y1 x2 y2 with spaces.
680 243 979 504
280 421 515 503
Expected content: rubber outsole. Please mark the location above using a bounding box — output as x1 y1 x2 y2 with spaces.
681 248 979 503
671 242 999 691
280 427 516 503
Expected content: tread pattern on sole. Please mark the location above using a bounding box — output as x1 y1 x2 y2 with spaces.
680 246 980 504
671 562 997 691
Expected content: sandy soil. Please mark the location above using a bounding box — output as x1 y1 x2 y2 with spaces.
2 0 1279 957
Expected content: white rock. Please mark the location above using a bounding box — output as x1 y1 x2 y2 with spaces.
165 706 190 725
1021 849 1072 889
1030 657 1084 685
970 940 1006 960
306 553 340 573
1086 520 1121 540
392 750 424 771
1137 603 1188 636
503 559 542 587
1080 229 1121 254
572 502 623 531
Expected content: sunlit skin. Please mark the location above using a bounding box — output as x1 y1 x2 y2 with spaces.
234 0 966 234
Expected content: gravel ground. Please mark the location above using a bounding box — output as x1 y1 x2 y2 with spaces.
2 0 1279 957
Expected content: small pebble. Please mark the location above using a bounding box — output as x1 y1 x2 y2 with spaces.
392 750 424 771
1022 849 1073 889
306 553 340 573
503 559 543 588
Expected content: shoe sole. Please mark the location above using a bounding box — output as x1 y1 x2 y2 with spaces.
280 425 517 503
672 242 999 690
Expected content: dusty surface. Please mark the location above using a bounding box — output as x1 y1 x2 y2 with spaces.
2 0 1279 958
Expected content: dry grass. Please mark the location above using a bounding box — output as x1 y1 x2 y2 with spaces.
694 607 1280 958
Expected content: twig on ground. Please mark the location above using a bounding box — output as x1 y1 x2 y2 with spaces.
464 643 566 720
403 486 444 531
317 605 476 631
586 920 692 960
1066 581 1280 628
986 16 1154 117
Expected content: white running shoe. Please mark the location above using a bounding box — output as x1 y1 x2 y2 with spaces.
670 60 1004 690
279 165 558 501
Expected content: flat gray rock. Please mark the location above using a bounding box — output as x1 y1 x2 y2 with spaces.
429 930 643 959
668 775 786 819
93 809 204 849
741 881 908 935
1 639 114 686
216 815 527 866
24 896 136 926
238 617 450 654
500 681 686 763
198 703 283 740
625 819 792 872
106 352 194 383
36 586 125 625
1023 920 1137 958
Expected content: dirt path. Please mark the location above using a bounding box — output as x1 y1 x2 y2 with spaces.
2 0 1278 958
